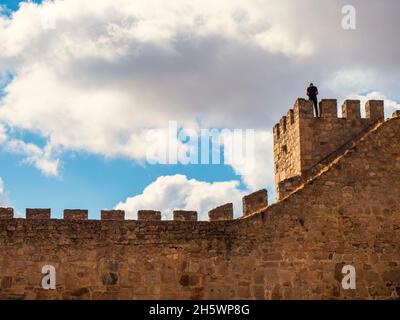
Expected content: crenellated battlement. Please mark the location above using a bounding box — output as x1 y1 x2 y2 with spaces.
273 98 385 199
0 99 400 300
0 188 269 223
273 99 384 144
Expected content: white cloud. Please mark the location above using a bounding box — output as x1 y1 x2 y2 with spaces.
326 69 400 118
239 130 274 190
3 138 60 176
0 0 399 200
328 68 376 95
0 0 319 163
253 27 315 57
116 174 245 220
349 91 400 118
0 123 60 176
220 129 274 191
0 177 4 195
0 177 10 207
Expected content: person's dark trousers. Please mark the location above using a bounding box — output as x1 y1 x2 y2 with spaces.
310 97 319 117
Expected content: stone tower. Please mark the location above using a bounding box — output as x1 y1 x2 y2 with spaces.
273 98 384 199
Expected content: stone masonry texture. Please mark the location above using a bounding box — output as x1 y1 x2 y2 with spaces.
0 99 399 300
274 99 384 199
137 210 162 221
173 211 198 221
208 203 234 221
243 189 268 217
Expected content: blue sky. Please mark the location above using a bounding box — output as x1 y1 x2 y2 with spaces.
1 0 24 11
0 147 242 218
0 0 399 219
0 0 251 219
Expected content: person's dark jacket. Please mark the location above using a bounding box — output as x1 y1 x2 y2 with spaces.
307 86 318 99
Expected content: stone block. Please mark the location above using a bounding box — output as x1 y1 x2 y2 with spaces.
242 189 268 216
137 210 161 221
365 100 384 121
342 100 361 120
173 210 197 221
101 210 125 221
319 99 337 118
0 207 13 220
26 208 51 220
208 203 233 221
64 209 88 220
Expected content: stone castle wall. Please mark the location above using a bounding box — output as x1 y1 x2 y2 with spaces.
273 99 384 199
0 101 399 300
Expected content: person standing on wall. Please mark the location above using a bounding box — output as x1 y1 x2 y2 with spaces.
307 82 319 117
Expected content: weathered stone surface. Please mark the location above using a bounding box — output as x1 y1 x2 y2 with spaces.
64 209 88 220
208 203 233 221
0 99 398 300
0 207 13 220
101 210 124 221
273 99 385 199
319 99 337 118
243 189 268 216
102 273 118 286
1 276 12 289
173 210 197 221
137 210 161 221
26 208 51 220
365 100 384 121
